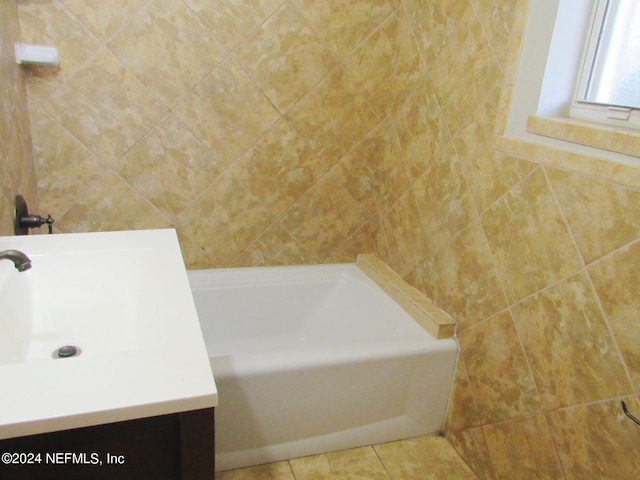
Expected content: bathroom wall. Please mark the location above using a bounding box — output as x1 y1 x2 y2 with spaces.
18 0 417 268
389 1 640 479
16 0 640 477
1 0 38 236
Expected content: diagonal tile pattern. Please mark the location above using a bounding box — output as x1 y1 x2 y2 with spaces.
114 114 225 219
21 0 407 269
173 58 281 166
108 0 227 108
43 47 167 163
10 0 640 478
289 0 393 61
234 2 335 115
1 0 38 234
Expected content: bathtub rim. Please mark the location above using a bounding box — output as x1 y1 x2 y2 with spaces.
210 335 457 378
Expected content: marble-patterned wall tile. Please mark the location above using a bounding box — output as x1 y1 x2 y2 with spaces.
589 241 640 389
429 5 501 136
229 119 326 217
290 0 393 61
174 230 217 271
453 87 536 214
43 48 166 164
402 0 468 67
446 427 495 480
511 271 631 410
232 223 319 267
18 0 101 103
325 217 380 263
60 0 150 42
482 168 583 304
181 0 283 50
412 143 477 254
548 397 640 479
18 0 403 267
392 78 451 182
235 2 335 115
30 107 106 217
410 221 507 332
114 114 223 220
469 0 518 66
286 67 380 167
547 167 640 264
341 14 398 117
445 353 480 431
379 189 428 277
108 0 227 108
1 0 38 236
58 170 170 233
390 8 424 105
279 174 368 260
176 171 273 264
379 120 411 214
483 415 564 480
173 58 280 166
458 311 540 424
329 120 387 217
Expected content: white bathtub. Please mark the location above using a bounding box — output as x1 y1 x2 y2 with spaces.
188 263 457 472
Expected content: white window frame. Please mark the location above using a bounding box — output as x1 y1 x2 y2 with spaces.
505 0 640 167
569 0 640 128
507 1 592 133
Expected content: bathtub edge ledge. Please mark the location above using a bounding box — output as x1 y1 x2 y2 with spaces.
356 254 456 340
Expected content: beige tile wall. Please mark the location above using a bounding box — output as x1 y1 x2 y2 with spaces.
1 0 38 236
19 0 410 268
401 1 640 479
13 0 640 477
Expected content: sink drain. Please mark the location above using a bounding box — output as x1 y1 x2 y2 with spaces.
53 345 81 359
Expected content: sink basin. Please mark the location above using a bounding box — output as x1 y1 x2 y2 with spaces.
0 229 217 440
0 247 157 365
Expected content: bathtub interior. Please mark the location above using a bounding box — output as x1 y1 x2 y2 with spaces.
188 263 458 472
189 264 437 356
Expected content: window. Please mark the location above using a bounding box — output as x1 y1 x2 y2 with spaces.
504 0 640 165
570 0 640 127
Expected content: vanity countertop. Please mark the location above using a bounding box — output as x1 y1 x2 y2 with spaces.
0 229 217 440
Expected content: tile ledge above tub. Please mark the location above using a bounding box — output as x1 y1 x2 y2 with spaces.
357 254 456 340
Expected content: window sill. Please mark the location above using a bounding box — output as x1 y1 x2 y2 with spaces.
495 1 640 189
493 114 640 190
526 115 640 158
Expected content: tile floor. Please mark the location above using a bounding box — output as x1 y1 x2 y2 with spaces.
214 435 478 480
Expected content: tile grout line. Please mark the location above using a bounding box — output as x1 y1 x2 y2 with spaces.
542 164 638 395
286 458 297 480
371 444 394 480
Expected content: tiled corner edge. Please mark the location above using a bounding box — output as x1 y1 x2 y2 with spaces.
356 254 456 339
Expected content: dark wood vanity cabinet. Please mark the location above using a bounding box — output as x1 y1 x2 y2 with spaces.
0 407 214 480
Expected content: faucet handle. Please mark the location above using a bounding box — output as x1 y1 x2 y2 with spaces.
14 195 55 235
45 215 54 234
19 213 55 234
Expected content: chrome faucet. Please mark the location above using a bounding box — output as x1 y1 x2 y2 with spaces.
0 250 32 272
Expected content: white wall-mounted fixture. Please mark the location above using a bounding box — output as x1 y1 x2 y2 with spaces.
14 43 59 66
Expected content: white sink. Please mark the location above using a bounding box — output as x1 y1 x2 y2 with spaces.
0 229 217 440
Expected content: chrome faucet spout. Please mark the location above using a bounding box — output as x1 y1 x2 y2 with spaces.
0 250 32 272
